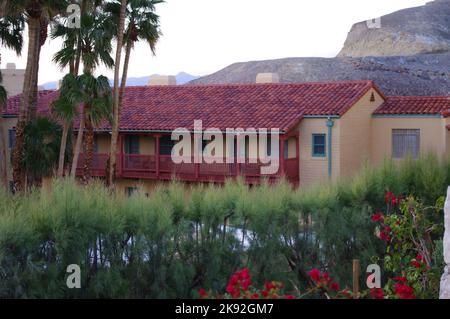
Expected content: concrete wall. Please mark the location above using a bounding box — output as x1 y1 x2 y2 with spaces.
371 116 447 164
339 88 385 177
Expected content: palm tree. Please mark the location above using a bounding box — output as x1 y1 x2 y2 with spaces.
51 73 80 177
1 0 68 191
52 4 115 178
23 117 63 185
78 73 112 183
106 0 162 187
108 0 127 187
51 73 112 183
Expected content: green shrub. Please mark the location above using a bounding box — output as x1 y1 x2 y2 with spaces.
0 155 447 298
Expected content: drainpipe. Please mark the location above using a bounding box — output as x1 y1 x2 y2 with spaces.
326 117 334 178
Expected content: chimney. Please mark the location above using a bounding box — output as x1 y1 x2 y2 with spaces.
6 63 16 70
256 73 280 84
148 75 177 86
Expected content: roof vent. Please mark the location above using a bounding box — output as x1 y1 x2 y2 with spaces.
256 73 280 84
148 75 177 86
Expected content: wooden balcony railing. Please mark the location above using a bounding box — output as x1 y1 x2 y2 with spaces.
76 153 299 185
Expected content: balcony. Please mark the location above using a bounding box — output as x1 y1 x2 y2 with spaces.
76 154 299 185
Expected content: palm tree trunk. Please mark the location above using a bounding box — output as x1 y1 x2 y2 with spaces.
12 17 40 192
29 18 47 121
108 0 127 188
82 110 94 184
57 121 70 177
70 106 85 177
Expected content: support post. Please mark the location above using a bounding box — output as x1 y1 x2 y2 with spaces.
118 134 124 177
155 134 161 179
353 259 360 298
279 136 286 176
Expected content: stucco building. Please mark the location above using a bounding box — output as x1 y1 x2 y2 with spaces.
1 73 449 194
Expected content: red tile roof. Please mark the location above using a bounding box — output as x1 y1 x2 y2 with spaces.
3 81 378 132
374 96 450 116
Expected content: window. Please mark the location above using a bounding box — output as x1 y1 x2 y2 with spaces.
8 129 16 149
312 134 326 157
392 129 420 159
160 135 174 156
125 187 138 197
124 135 140 154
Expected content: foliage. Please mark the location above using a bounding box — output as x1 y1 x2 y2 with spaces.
23 117 66 180
0 155 447 298
371 192 444 299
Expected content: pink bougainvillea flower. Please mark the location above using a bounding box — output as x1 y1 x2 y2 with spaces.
198 288 208 298
393 276 407 283
371 213 385 222
308 269 321 282
370 288 384 299
330 282 340 291
394 283 415 299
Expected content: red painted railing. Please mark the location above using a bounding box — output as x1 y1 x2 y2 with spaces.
77 153 299 184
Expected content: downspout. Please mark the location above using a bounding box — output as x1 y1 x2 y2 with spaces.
326 117 334 178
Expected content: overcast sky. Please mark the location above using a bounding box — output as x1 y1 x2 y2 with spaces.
0 0 430 85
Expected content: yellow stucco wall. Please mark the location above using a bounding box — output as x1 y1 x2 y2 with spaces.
339 89 385 177
297 118 341 187
371 117 447 165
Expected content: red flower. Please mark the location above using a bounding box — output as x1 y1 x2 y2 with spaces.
385 191 400 206
261 290 269 297
416 254 424 262
379 231 391 242
385 191 394 203
370 288 384 299
411 260 422 268
394 283 415 299
371 213 384 222
226 268 253 298
330 282 340 291
393 276 407 283
250 293 260 299
198 288 208 298
309 269 321 282
264 282 275 291
285 295 296 299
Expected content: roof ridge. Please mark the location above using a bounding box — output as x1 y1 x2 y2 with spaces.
123 80 374 89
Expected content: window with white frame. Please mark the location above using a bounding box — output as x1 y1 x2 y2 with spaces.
392 129 420 159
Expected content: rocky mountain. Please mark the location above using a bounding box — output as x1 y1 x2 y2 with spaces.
338 0 450 57
191 0 450 96
189 54 450 96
